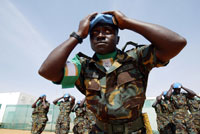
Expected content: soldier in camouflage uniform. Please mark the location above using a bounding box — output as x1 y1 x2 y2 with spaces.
31 94 50 134
167 83 198 134
53 93 75 134
186 92 200 133
84 101 96 131
39 10 186 133
72 99 90 134
152 91 175 134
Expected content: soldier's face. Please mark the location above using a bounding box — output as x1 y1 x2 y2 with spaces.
64 97 69 101
90 24 119 55
174 88 181 94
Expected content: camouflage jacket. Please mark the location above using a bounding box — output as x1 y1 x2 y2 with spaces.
34 101 50 117
153 103 163 115
171 93 188 112
73 45 168 123
187 97 200 113
160 98 174 115
58 101 72 116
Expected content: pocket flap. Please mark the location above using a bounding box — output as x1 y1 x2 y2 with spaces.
117 72 135 87
87 79 101 91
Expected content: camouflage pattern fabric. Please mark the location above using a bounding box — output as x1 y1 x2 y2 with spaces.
85 105 96 131
171 93 197 134
31 101 50 134
56 101 72 134
74 45 168 133
73 105 90 134
159 98 175 134
187 97 200 133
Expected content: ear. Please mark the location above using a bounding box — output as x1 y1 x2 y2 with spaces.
116 36 120 45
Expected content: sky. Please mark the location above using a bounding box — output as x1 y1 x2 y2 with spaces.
0 0 200 102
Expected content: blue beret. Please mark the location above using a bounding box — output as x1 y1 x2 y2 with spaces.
40 94 46 98
89 13 118 32
64 93 70 98
163 91 167 96
173 83 181 89
77 100 81 105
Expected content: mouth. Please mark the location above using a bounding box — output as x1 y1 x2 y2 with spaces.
95 41 107 46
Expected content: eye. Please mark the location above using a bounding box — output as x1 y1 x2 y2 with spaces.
91 30 99 36
105 29 111 34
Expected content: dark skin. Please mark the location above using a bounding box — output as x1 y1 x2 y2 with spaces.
32 96 49 109
152 92 163 107
38 10 186 82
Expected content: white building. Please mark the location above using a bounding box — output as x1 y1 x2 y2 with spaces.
0 92 36 123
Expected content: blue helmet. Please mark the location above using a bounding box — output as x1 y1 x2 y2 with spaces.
173 83 181 89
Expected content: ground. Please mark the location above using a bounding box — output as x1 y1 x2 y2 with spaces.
0 128 58 134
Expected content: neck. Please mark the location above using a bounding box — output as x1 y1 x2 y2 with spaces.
96 50 117 60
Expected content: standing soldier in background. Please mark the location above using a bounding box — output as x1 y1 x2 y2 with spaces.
167 83 198 134
72 99 90 134
31 94 50 134
152 91 175 134
84 100 96 132
186 91 200 133
39 10 186 133
53 93 75 134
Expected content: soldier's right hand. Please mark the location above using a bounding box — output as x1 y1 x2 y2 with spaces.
77 12 98 39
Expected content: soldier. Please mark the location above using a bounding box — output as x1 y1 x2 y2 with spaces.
84 100 96 131
152 91 175 134
31 94 50 134
186 91 200 133
72 99 90 134
166 83 198 134
53 93 75 134
39 10 186 133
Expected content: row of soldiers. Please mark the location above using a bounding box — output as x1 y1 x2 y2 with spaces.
31 93 95 134
152 83 200 134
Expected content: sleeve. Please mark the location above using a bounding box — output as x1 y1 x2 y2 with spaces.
136 44 169 71
60 54 82 88
57 101 62 106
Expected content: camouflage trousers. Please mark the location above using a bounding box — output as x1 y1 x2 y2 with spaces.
56 116 70 134
31 116 48 134
157 114 175 134
73 117 90 134
173 111 197 134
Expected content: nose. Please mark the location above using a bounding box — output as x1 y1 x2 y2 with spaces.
97 31 105 40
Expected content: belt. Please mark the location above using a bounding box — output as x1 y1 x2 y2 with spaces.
96 116 144 134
